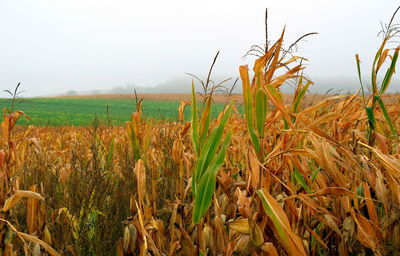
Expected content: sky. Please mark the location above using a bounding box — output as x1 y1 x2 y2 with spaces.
0 0 399 96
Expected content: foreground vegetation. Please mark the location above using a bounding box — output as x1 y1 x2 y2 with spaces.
1 8 400 256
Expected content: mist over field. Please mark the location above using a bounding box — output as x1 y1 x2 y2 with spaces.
0 0 399 97
62 76 400 97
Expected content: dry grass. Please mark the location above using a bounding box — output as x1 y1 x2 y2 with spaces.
1 92 400 255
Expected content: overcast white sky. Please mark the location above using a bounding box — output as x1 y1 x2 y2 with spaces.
0 0 399 96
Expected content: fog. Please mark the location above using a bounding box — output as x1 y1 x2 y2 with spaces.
0 0 399 97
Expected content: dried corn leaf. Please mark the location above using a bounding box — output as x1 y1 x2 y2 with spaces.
256 189 306 256
3 190 44 212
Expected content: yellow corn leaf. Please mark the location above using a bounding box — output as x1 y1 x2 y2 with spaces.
249 218 264 247
134 160 146 206
270 65 304 88
227 218 249 234
311 187 357 198
260 242 279 256
257 189 307 256
363 182 378 226
265 29 285 82
280 56 308 67
234 235 251 254
240 65 250 96
3 190 44 212
18 232 61 256
27 185 39 235
305 112 337 129
376 48 390 72
253 38 280 75
300 95 348 115
298 193 331 215
178 100 191 122
358 142 400 179
260 86 294 130
351 209 383 255
305 226 328 249
249 149 260 189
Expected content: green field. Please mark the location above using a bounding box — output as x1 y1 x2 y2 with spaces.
0 97 236 126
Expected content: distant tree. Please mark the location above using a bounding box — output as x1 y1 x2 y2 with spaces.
90 90 101 95
65 90 78 96
111 86 126 94
125 84 136 93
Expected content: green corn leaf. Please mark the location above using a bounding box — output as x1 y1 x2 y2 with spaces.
365 107 376 131
355 54 365 99
248 128 261 155
129 123 141 161
365 106 376 145
193 102 233 196
240 65 261 154
244 94 261 154
257 190 290 244
379 47 399 96
356 183 365 205
293 81 311 114
255 70 267 137
356 183 364 197
310 166 320 182
377 97 397 136
255 88 267 137
293 169 312 193
193 131 232 224
195 102 233 177
106 137 114 168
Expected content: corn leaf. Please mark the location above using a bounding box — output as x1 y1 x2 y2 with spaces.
3 190 44 212
256 189 307 256
193 131 232 224
191 81 200 156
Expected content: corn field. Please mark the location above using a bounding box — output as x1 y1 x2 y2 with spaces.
1 10 400 256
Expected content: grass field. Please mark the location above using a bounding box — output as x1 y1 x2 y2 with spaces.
0 97 236 126
0 93 341 126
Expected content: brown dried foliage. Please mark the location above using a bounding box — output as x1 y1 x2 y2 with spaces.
2 11 400 256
